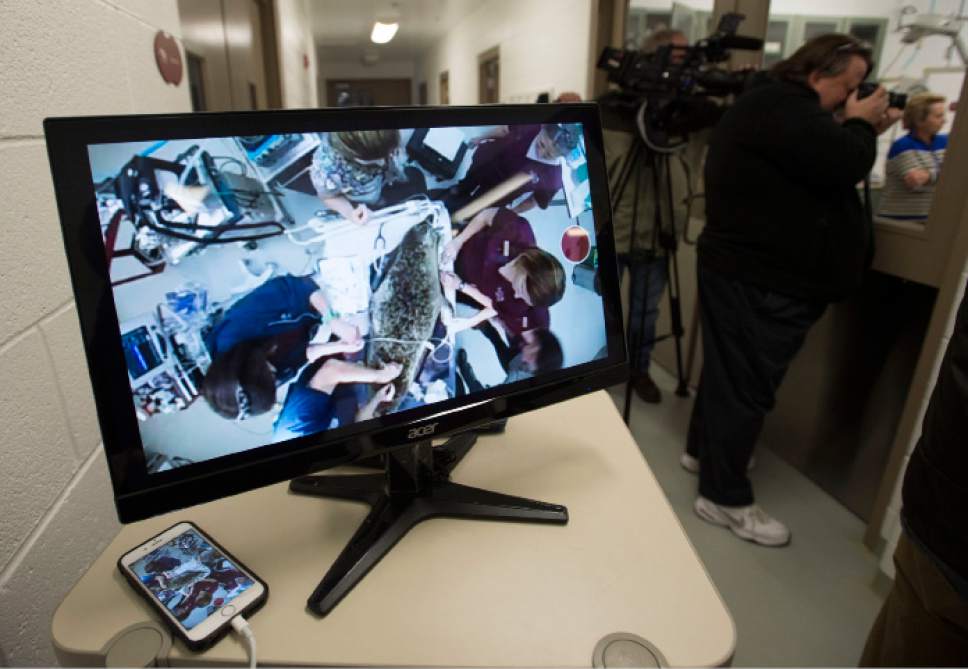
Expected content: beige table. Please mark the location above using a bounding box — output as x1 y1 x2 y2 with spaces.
53 391 735 667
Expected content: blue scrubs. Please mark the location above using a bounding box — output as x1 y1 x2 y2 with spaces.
206 275 319 384
273 361 358 442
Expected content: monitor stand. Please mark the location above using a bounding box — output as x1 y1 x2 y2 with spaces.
289 431 569 616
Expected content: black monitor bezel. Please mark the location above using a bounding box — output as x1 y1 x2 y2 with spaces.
44 103 628 523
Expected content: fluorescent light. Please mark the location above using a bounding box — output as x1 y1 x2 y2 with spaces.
371 21 399 44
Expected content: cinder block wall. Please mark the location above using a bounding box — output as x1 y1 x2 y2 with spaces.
0 2 190 665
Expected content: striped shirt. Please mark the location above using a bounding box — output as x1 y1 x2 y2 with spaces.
877 133 947 221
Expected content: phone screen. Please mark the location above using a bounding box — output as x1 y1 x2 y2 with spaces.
128 527 256 630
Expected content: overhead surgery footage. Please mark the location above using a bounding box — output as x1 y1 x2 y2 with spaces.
130 529 255 630
87 124 608 472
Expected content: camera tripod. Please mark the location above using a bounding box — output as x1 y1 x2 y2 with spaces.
610 132 690 424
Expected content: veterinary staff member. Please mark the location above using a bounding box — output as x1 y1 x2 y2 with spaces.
444 206 565 338
441 123 582 216
202 274 363 420
310 130 405 225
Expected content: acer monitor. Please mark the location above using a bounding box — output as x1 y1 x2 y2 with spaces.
44 103 627 615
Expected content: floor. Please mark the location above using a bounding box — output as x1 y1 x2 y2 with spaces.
608 366 890 667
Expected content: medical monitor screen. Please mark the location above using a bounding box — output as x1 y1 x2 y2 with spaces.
85 123 611 474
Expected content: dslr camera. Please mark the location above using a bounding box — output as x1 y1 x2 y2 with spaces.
857 82 908 109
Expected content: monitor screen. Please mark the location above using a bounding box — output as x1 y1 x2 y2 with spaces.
45 105 626 522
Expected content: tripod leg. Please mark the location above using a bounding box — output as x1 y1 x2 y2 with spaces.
667 249 690 397
661 154 690 398
622 146 646 424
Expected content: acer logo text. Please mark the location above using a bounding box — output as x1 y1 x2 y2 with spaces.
407 423 438 439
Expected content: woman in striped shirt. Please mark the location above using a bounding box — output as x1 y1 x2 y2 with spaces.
877 93 948 222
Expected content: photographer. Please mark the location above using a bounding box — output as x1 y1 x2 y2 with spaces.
684 34 902 546
601 29 693 404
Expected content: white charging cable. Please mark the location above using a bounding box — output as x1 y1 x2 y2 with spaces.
230 614 257 668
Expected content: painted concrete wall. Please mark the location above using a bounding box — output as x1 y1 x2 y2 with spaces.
415 0 596 105
0 1 190 664
276 0 320 109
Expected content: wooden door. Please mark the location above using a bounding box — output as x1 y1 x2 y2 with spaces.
478 48 500 104
177 0 280 111
439 71 450 105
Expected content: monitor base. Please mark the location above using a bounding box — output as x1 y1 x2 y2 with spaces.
289 432 569 616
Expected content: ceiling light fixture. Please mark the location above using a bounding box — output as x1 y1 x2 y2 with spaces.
370 21 399 44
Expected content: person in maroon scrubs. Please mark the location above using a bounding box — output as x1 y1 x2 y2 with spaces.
441 123 582 216
444 206 565 338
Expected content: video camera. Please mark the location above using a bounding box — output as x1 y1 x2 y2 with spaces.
599 13 761 98
597 13 763 150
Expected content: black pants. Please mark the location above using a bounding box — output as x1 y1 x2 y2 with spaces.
686 266 826 506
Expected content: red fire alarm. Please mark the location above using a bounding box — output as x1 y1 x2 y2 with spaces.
304 53 310 69
154 31 183 86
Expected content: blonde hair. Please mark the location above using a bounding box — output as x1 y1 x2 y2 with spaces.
903 93 946 131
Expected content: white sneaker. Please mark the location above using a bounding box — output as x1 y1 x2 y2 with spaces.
680 453 756 474
693 496 791 547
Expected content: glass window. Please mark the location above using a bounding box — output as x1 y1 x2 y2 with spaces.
763 19 791 69
625 1 713 50
803 20 840 42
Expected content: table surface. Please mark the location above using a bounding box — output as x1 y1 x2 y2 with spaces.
52 391 735 667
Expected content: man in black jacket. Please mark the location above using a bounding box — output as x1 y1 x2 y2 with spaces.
860 278 968 664
684 34 901 546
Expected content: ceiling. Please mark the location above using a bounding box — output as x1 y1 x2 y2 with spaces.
309 0 480 64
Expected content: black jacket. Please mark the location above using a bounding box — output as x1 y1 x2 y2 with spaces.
699 77 877 301
902 277 968 583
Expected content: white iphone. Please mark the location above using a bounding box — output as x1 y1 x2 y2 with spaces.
118 521 268 651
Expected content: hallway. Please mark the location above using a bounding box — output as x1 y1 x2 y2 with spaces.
612 367 889 666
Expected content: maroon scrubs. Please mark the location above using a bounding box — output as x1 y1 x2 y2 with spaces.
455 208 550 337
459 125 564 209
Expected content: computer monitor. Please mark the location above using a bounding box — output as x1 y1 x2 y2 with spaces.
44 104 627 615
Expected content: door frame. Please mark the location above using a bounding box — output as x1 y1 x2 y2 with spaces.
439 70 450 105
865 71 968 550
256 0 282 108
477 46 500 104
